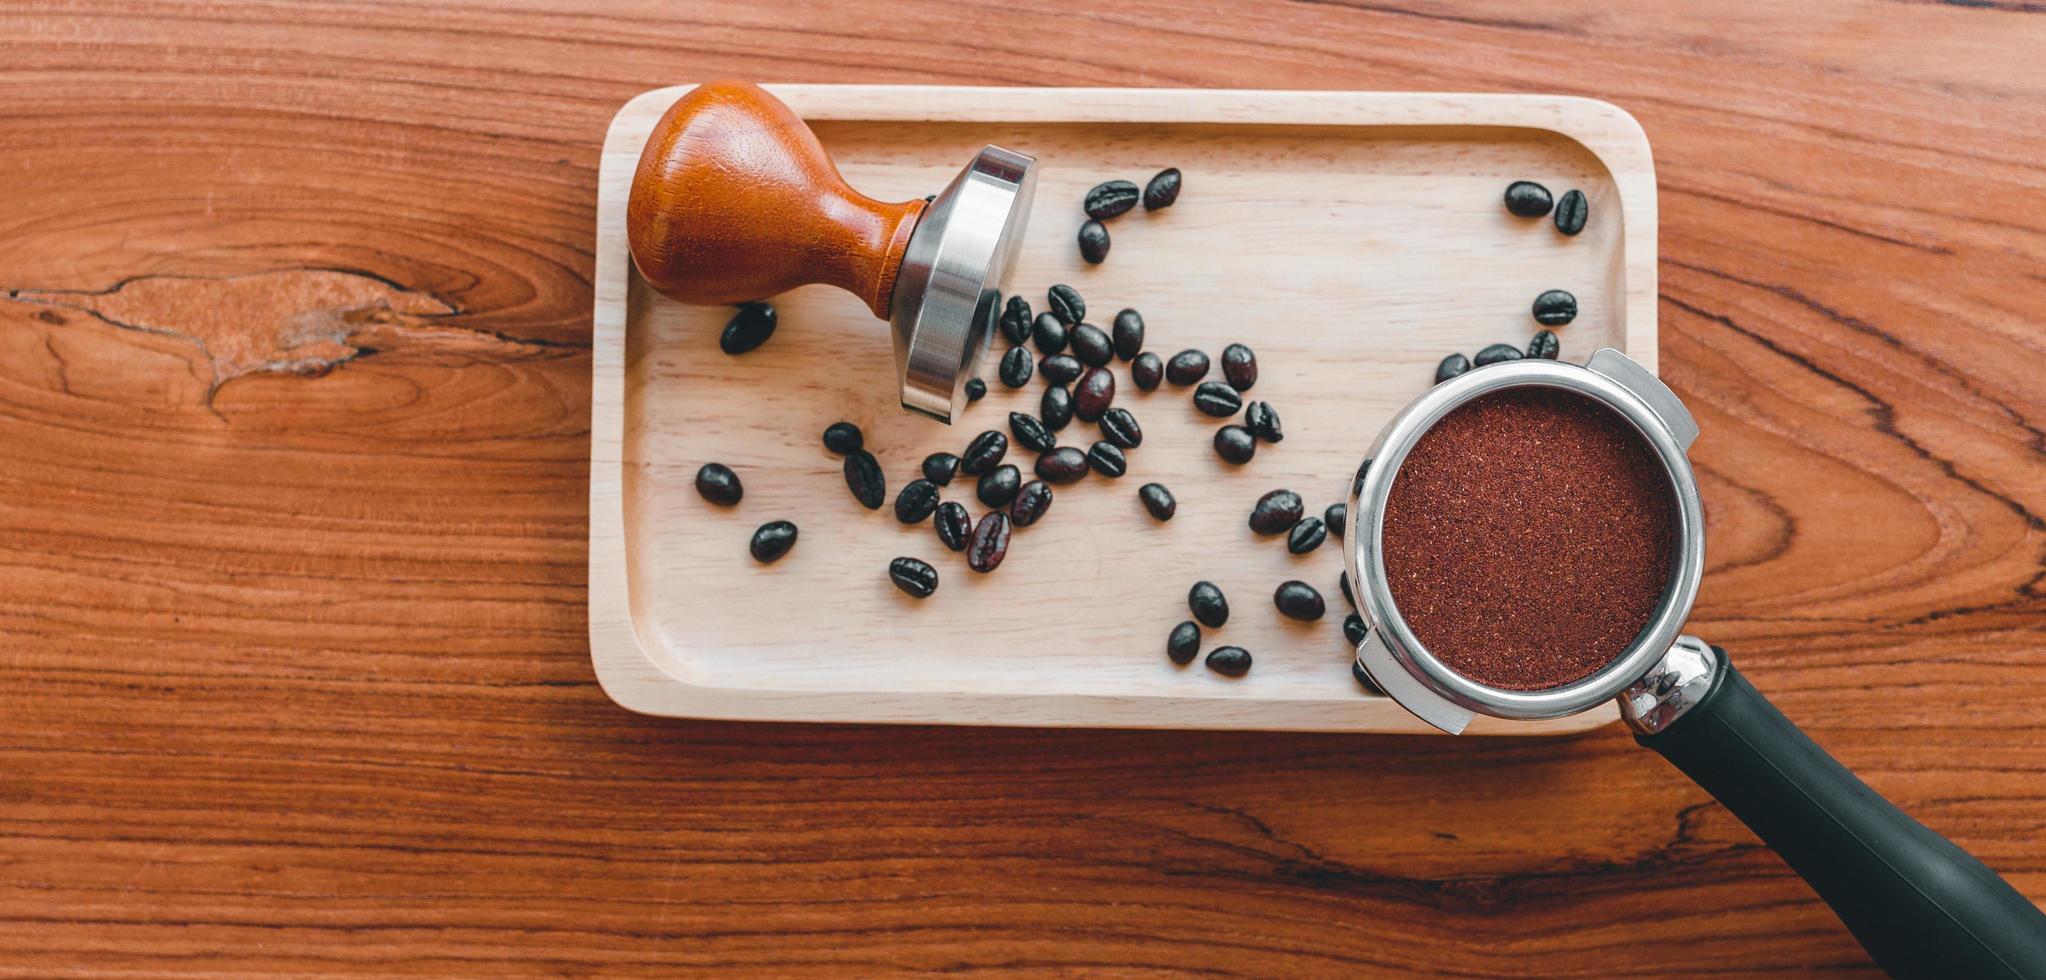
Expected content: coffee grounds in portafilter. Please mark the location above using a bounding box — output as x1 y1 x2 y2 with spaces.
1380 387 1674 691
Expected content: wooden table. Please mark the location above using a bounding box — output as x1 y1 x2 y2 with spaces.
3 2 2041 975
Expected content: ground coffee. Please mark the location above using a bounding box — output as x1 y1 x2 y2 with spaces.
1381 387 1673 690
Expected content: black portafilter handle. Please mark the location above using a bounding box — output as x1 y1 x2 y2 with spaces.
1637 646 2046 978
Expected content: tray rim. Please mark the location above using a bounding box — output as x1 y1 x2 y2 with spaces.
589 84 1657 734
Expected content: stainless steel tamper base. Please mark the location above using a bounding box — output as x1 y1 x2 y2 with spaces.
890 145 1036 423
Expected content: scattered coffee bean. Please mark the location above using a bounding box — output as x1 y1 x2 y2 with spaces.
720 302 777 355
1474 343 1524 366
1325 503 1347 539
1343 612 1369 647
1189 580 1229 628
1035 447 1089 484
1074 367 1116 421
934 501 972 552
1220 343 1258 391
1554 189 1587 236
843 451 886 509
1041 385 1074 430
967 511 1011 573
1503 180 1554 218
1084 179 1141 219
1244 401 1282 443
1533 288 1578 326
749 520 797 563
1166 349 1210 385
1206 645 1251 677
1086 441 1127 478
1077 220 1110 264
1528 329 1560 360
965 377 987 402
1008 412 1055 453
1214 425 1257 464
1340 569 1354 609
1274 580 1326 621
1352 459 1371 496
961 430 1008 476
1000 295 1032 346
1041 354 1085 386
1143 168 1181 211
1032 312 1069 355
1352 659 1383 695
1070 323 1113 367
888 556 939 598
922 452 960 486
1048 284 1085 325
1112 309 1145 361
1131 352 1164 391
1249 489 1304 534
978 463 1022 508
1098 407 1142 449
1139 482 1176 521
1010 479 1054 527
1435 353 1471 384
895 479 941 524
999 345 1034 388
1287 518 1326 554
1193 382 1243 417
694 463 742 506
822 421 863 454
1168 621 1200 665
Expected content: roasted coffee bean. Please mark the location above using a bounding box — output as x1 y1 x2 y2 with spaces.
1086 441 1127 478
1287 518 1327 554
1048 284 1085 325
720 302 777 355
999 295 1033 346
1274 580 1326 621
965 377 987 401
967 511 1011 573
1194 381 1243 417
977 464 1022 508
1189 580 1229 628
1098 407 1142 449
1214 425 1257 464
1112 309 1145 361
1249 489 1304 534
961 430 1008 476
1205 645 1251 677
1070 323 1113 367
1166 349 1210 385
1533 288 1578 326
1143 167 1181 211
1554 189 1588 236
749 520 797 563
1077 219 1110 264
1528 329 1560 360
1167 621 1201 665
999 345 1034 388
889 556 939 598
934 501 972 552
1343 612 1369 647
1032 312 1069 355
843 451 886 509
694 463 742 506
1325 503 1347 539
1220 343 1258 391
1074 367 1116 421
1035 446 1089 484
1084 179 1141 219
1352 458 1372 495
1244 400 1282 443
922 452 960 486
1474 342 1524 366
1010 479 1053 527
822 421 863 454
1009 412 1056 453
1352 659 1383 694
1503 180 1553 218
1435 352 1471 384
1038 354 1082 386
1131 352 1163 391
1340 569 1355 609
895 478 941 524
1139 482 1176 521
1041 385 1074 430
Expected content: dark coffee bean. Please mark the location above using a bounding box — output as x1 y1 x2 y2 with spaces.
967 511 1011 573
1032 312 1068 355
749 520 797 563
694 463 742 506
1528 329 1560 360
999 345 1034 388
1047 284 1085 325
922 452 960 486
1139 482 1176 521
1214 425 1257 464
1205 646 1251 677
1168 621 1200 665
965 377 987 401
1041 385 1074 430
1340 570 1354 609
934 501 972 552
1035 447 1089 484
1040 354 1084 386
1435 352 1471 384
1249 489 1304 534
843 451 885 510
888 557 939 598
961 430 1008 476
1143 168 1181 211
1220 343 1258 391
895 478 941 524
1503 180 1553 218
1010 479 1053 527
1533 288 1578 326
1352 458 1372 495
1554 189 1588 236
1166 349 1209 385
1352 659 1383 695
1098 407 1142 449
1077 220 1110 264
1325 503 1347 539
977 464 1022 508
1244 401 1282 443
1112 309 1145 361
1086 441 1127 478
1474 342 1524 366
1074 367 1116 421
999 295 1032 346
1131 352 1163 391
1008 412 1056 453
1274 580 1326 621
1286 517 1327 554
1069 323 1113 367
1084 180 1141 219
720 302 776 355
1193 381 1242 417
1343 612 1369 647
1189 580 1228 628
822 421 863 454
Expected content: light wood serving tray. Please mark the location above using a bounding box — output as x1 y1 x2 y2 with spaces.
591 86 1656 734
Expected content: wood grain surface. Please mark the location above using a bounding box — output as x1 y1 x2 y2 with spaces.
1 1 2041 976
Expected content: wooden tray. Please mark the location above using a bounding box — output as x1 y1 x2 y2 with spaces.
590 86 1656 733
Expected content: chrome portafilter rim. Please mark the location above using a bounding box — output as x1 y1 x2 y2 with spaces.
1343 349 1707 733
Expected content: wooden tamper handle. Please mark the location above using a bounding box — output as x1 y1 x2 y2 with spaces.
626 80 926 318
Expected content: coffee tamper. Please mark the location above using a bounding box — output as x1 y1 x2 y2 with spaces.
627 80 1036 423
